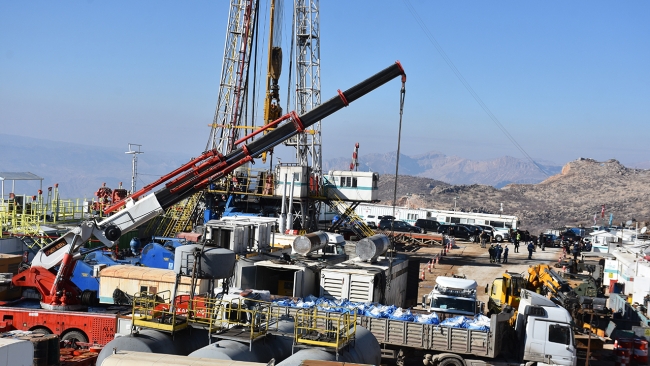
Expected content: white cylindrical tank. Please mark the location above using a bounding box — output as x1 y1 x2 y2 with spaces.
189 320 294 362
101 351 266 366
355 234 390 262
277 325 380 366
292 231 329 256
96 328 209 366
173 245 236 279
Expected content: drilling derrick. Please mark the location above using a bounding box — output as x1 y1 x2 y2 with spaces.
206 0 258 154
290 0 322 231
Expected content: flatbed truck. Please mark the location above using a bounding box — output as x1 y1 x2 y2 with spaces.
272 289 577 366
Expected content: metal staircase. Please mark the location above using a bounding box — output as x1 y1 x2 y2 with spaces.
163 192 205 237
324 193 375 239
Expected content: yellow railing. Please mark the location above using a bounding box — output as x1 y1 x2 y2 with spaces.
131 291 188 333
197 297 272 340
0 195 106 238
294 307 357 349
160 192 204 237
131 292 271 342
207 168 275 197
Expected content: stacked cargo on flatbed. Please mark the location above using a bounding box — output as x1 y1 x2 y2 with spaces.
271 303 513 359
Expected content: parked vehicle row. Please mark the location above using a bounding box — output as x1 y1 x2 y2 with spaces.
367 216 511 242
378 218 422 233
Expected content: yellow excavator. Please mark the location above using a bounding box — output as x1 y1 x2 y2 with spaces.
489 264 604 317
487 271 526 316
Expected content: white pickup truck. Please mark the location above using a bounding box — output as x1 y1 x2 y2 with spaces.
477 224 510 242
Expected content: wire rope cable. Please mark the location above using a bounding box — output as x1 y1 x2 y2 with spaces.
402 0 550 177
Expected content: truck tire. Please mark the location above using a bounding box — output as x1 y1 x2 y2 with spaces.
61 330 88 347
29 327 52 335
495 235 503 242
439 355 465 366
468 235 476 243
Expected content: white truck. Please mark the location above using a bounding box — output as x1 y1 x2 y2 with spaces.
422 276 483 317
274 288 576 366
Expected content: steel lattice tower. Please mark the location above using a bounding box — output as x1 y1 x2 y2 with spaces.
205 0 257 154
294 0 321 175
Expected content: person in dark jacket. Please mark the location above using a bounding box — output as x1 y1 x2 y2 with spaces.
572 243 581 261
503 245 509 263
527 241 535 260
495 244 503 263
488 245 496 263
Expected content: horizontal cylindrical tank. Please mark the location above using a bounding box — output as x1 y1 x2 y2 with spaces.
292 231 329 255
101 351 268 366
277 325 380 366
356 234 390 262
96 328 209 366
189 320 295 362
173 245 236 279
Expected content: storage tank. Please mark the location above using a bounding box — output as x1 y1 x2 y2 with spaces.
96 328 209 366
355 234 389 262
276 325 380 366
292 231 329 255
173 245 236 279
189 320 294 362
101 351 269 366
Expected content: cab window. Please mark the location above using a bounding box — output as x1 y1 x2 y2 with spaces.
548 324 570 345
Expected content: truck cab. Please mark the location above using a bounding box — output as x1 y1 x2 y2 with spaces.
516 289 576 366
422 276 482 316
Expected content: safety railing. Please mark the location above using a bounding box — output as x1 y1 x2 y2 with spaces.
131 290 188 333
197 296 272 341
327 192 375 238
0 195 104 237
293 307 357 350
160 192 204 237
207 168 275 197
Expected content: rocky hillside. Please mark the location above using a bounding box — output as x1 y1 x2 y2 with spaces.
324 150 561 188
377 158 650 234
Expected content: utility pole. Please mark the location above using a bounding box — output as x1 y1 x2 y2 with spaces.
125 143 143 194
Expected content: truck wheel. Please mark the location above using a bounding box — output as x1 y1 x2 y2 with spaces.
61 330 88 347
439 356 465 366
495 235 503 242
29 327 52 335
468 235 476 243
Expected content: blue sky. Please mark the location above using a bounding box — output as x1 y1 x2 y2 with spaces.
1 1 648 169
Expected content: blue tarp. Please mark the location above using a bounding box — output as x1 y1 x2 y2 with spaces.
271 295 488 330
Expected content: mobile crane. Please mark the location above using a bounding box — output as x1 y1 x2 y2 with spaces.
12 61 407 311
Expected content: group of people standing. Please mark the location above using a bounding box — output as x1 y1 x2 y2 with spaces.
488 243 509 263
485 229 538 264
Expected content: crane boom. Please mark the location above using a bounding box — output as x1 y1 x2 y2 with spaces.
14 61 406 310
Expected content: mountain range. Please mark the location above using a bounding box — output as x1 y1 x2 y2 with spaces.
376 158 650 234
2 134 649 234
323 151 562 187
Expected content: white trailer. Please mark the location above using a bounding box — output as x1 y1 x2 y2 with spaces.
355 202 519 230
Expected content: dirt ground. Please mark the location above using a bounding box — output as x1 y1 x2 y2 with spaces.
406 238 564 309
